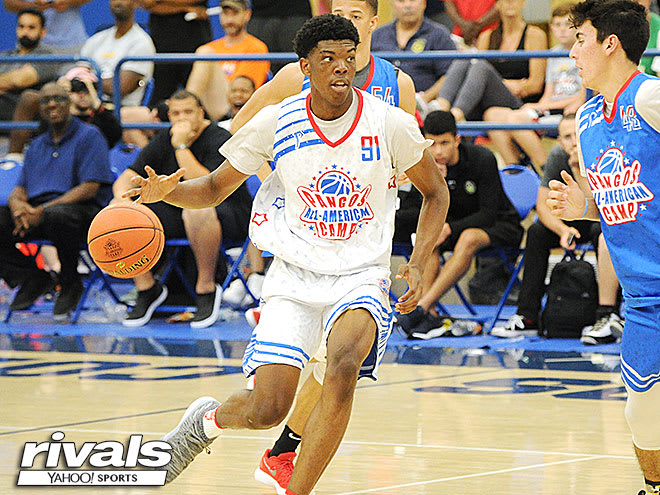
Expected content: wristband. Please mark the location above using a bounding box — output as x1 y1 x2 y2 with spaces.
581 197 589 218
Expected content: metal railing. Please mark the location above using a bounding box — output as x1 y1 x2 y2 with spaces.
4 49 660 132
0 55 102 132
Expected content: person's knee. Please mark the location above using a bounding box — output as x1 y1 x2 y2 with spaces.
625 387 660 450
246 389 294 429
455 229 489 254
525 222 551 249
181 207 219 228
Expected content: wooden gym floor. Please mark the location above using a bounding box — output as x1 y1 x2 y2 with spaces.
0 344 643 495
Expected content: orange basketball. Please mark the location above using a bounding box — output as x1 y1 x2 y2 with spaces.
87 202 165 279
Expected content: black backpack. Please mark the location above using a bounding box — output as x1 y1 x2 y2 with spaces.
541 250 598 338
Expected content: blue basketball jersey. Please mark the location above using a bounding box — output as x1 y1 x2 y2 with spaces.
302 55 400 107
577 71 660 306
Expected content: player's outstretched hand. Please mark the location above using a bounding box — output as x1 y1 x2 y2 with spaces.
547 170 587 220
123 166 186 204
395 263 423 314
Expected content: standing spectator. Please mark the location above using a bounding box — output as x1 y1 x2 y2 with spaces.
247 0 311 74
8 66 122 154
141 0 212 106
372 0 456 103
435 0 547 125
187 0 269 120
444 0 499 46
0 82 114 320
112 90 252 328
637 0 660 76
396 111 523 337
217 75 255 130
3 0 90 54
81 0 156 107
485 4 585 166
492 114 621 342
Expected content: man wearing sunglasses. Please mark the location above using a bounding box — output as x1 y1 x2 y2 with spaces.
0 82 115 320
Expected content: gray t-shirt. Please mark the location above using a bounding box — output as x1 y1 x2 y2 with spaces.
0 46 60 94
546 45 582 101
541 145 573 188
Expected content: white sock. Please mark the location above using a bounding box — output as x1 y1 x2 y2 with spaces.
202 405 224 439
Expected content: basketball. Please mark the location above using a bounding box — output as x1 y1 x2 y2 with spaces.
87 202 165 279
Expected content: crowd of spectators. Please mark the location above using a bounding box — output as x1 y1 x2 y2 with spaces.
0 0 643 341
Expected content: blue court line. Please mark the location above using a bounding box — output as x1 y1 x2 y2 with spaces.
356 368 498 389
0 407 185 437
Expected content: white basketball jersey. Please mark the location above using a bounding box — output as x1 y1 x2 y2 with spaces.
220 88 430 274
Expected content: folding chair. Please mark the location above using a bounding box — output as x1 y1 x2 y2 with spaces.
109 143 142 179
484 164 541 333
390 241 477 317
3 241 124 323
156 174 263 313
0 159 23 206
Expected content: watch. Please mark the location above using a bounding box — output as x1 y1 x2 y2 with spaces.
175 143 188 151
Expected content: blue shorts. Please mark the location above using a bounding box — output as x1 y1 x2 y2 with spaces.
621 303 660 393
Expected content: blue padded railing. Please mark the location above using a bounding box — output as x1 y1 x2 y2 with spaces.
0 55 102 132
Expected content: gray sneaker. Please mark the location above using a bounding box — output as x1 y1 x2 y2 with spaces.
162 396 220 484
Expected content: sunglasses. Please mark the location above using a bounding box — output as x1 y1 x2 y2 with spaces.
39 94 69 105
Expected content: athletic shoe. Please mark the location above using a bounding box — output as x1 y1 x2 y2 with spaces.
122 283 168 327
161 396 220 484
581 313 624 345
395 306 427 335
254 449 296 495
409 314 453 340
490 314 539 338
53 279 84 321
449 319 483 336
221 279 248 306
190 284 222 329
245 307 261 328
9 269 57 310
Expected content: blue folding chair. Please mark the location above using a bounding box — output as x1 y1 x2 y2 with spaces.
0 159 23 206
485 164 541 332
109 143 142 179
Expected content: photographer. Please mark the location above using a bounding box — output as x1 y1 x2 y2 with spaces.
8 67 122 155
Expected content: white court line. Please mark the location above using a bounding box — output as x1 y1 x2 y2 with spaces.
0 426 635 460
332 456 606 495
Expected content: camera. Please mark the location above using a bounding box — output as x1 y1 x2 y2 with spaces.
70 78 89 93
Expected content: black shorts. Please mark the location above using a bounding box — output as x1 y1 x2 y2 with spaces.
439 221 524 252
146 201 251 244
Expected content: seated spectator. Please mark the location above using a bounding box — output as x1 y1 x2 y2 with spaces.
1 9 59 159
9 66 123 154
637 0 660 76
3 0 90 54
218 75 256 131
485 4 585 167
80 0 156 108
187 0 269 120
445 0 498 46
112 90 252 328
0 82 114 320
434 0 547 168
248 0 311 74
372 0 456 104
491 114 622 343
395 111 523 336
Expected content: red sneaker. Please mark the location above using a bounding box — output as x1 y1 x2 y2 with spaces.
254 449 295 494
245 307 261 327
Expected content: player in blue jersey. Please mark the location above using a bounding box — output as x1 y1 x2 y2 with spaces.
547 1 660 493
229 2 419 492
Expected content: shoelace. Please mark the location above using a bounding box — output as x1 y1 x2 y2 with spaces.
590 315 611 332
268 453 296 480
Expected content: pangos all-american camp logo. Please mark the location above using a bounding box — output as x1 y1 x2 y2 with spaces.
16 431 171 486
297 166 374 240
586 145 654 225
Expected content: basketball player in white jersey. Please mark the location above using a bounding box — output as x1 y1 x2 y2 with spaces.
125 14 448 495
